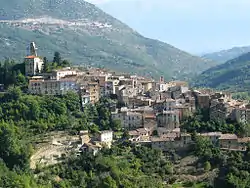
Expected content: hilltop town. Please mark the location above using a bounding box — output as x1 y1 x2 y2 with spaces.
0 42 249 187
22 42 250 158
0 0 250 186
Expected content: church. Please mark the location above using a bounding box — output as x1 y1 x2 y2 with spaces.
24 42 44 76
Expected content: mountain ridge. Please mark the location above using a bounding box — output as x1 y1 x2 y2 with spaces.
0 0 217 79
193 52 250 92
202 46 250 63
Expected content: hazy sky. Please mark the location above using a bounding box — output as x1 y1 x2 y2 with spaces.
86 0 250 54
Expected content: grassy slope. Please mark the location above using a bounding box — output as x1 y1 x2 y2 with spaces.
0 0 217 79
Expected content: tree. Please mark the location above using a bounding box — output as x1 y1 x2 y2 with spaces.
3 87 22 102
122 130 130 140
62 92 81 112
53 52 62 65
61 60 71 67
0 121 32 169
102 176 117 188
111 119 122 131
15 72 27 89
194 136 213 159
204 161 211 172
43 57 49 73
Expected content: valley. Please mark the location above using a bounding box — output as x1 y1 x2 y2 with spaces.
0 1 250 188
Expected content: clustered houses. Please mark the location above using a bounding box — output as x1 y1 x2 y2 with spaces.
111 77 196 132
80 130 113 156
150 131 250 152
194 90 250 124
127 87 250 152
25 42 250 153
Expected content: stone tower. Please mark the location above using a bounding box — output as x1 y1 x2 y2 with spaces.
24 42 44 76
30 42 38 56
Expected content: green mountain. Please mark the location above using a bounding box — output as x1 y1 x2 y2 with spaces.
193 52 250 92
0 0 216 79
202 46 250 63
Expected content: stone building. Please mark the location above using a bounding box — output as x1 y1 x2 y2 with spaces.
88 82 100 104
28 76 78 95
156 110 180 130
24 42 43 76
111 109 143 130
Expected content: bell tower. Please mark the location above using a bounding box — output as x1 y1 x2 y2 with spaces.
24 42 44 76
30 42 38 56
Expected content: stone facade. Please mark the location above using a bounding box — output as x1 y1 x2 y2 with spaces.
111 110 143 130
28 77 78 95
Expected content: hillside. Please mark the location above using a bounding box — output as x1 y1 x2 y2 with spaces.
0 0 216 80
193 52 250 92
202 46 250 63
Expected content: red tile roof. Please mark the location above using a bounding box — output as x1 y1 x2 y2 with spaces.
25 55 36 59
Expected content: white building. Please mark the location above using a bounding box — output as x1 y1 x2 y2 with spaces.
98 131 113 143
28 77 79 95
24 56 44 76
80 88 90 109
51 68 77 80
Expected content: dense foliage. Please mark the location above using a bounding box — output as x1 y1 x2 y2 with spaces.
182 109 250 137
0 87 119 134
36 144 172 188
0 59 26 89
193 136 250 188
0 88 125 187
0 142 174 188
42 52 71 73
